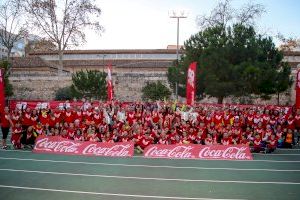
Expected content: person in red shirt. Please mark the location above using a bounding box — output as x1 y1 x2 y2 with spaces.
136 133 153 153
11 121 23 149
194 129 205 144
221 133 234 145
240 135 250 145
11 109 21 125
1 106 13 149
67 123 75 139
213 111 223 127
48 113 57 128
34 122 45 136
253 134 262 153
39 109 50 125
64 108 74 124
60 129 69 139
266 134 277 153
286 115 295 130
205 134 213 145
102 132 114 143
74 129 84 141
21 126 36 149
157 131 169 145
53 109 62 123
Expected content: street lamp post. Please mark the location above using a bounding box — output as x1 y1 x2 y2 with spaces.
169 10 187 100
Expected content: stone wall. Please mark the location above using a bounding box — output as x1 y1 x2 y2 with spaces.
9 76 72 100
9 72 170 101
9 72 294 105
114 73 169 101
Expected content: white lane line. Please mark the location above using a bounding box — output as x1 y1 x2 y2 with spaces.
0 168 299 185
0 185 246 200
0 157 299 172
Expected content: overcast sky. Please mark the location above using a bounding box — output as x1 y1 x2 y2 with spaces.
82 0 300 50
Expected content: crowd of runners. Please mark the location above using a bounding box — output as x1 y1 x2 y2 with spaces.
1 100 299 153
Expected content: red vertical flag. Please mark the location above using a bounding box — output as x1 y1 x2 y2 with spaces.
296 69 300 109
0 68 5 112
107 64 113 101
186 62 197 105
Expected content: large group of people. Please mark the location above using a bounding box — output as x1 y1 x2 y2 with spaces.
1 100 299 153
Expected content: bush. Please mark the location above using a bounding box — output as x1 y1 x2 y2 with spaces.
55 86 73 100
71 70 107 100
0 60 13 97
142 81 171 101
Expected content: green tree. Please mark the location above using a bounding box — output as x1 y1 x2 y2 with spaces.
273 64 293 105
0 60 13 97
24 0 103 76
142 81 171 101
70 70 107 100
168 24 291 103
55 86 73 101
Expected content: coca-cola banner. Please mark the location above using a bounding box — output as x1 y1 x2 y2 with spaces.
33 136 134 157
144 144 253 160
107 63 114 101
186 62 197 106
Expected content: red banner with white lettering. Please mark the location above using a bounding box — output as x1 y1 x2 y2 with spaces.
296 70 300 109
144 144 253 160
33 135 134 157
0 68 5 112
186 62 197 105
107 64 113 101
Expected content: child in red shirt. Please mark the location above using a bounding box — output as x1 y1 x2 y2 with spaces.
266 134 277 153
11 122 23 149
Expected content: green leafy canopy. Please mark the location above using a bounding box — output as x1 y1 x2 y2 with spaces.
70 70 107 100
142 81 171 101
168 23 292 103
0 60 13 97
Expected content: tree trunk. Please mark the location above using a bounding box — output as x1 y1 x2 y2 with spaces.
7 48 12 62
6 48 12 75
277 92 280 105
58 50 63 76
217 96 223 104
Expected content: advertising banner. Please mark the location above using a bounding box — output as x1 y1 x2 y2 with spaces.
144 144 253 160
33 135 134 157
186 62 197 105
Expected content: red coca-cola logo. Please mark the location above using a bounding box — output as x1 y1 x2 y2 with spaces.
82 144 133 157
198 146 250 160
144 144 253 160
144 146 193 159
33 136 134 157
35 137 80 153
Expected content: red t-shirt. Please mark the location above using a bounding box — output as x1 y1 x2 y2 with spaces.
1 113 11 128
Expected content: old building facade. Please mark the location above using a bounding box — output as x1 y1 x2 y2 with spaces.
9 48 300 104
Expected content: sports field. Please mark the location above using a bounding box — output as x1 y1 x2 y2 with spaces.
0 148 299 200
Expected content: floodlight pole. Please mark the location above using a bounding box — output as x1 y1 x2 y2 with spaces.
169 12 187 100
